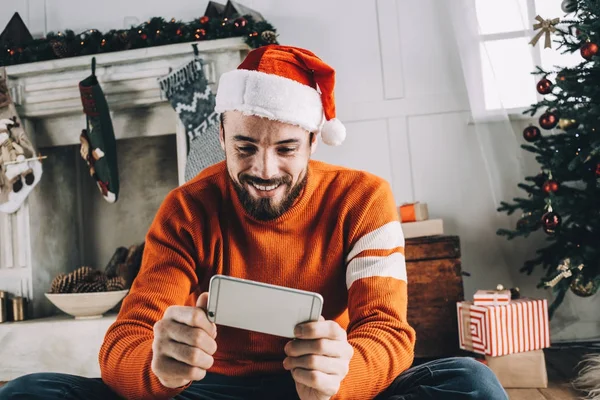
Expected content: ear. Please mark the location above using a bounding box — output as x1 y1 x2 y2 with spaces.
219 123 226 151
310 132 318 155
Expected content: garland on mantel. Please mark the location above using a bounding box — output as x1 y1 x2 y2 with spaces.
0 15 278 67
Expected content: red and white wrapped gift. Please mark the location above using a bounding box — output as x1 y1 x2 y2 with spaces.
473 289 511 306
457 298 550 357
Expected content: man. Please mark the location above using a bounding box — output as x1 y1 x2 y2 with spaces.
0 45 507 400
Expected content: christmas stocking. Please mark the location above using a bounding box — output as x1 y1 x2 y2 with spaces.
79 57 119 203
158 51 224 182
0 68 44 214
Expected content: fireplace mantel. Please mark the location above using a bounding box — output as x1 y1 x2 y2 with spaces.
0 38 248 321
5 37 248 185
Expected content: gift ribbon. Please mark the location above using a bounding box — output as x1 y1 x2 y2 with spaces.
529 15 560 49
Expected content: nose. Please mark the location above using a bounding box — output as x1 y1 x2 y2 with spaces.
252 149 279 180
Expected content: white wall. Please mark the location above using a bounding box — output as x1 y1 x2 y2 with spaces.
3 0 598 341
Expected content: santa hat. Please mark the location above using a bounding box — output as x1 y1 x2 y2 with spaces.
214 45 346 146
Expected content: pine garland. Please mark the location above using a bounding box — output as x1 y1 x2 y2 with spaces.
0 15 278 67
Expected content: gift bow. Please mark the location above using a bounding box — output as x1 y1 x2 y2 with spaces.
545 258 584 288
529 15 560 49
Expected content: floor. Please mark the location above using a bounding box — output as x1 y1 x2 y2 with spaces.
0 347 596 398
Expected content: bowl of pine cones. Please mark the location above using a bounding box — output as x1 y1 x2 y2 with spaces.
45 266 129 319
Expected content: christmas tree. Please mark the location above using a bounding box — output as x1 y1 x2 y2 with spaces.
497 0 600 318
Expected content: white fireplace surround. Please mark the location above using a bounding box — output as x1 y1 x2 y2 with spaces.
0 38 249 380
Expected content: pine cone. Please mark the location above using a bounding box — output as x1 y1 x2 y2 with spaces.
72 266 94 283
50 40 69 58
73 280 107 293
50 273 66 293
261 30 278 44
106 276 126 291
56 273 76 293
87 269 105 283
105 247 129 278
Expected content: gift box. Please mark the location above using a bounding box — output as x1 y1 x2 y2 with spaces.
457 298 550 356
399 202 429 223
485 349 548 388
473 289 511 306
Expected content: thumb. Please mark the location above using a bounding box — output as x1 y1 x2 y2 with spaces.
196 291 209 310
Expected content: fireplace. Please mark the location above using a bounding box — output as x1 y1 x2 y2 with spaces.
0 38 248 319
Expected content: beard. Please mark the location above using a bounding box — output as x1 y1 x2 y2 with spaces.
232 172 307 221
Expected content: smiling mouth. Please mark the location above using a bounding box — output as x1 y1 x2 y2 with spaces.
249 182 281 191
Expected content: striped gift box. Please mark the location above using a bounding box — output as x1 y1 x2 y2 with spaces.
457 298 550 357
473 289 511 306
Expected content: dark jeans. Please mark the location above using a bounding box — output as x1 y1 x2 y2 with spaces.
0 357 508 399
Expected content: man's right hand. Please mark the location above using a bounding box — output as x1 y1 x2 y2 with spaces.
151 292 218 389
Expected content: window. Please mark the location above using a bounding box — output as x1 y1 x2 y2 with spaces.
476 0 580 112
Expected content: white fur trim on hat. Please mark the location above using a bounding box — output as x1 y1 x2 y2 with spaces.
215 69 323 133
321 118 346 146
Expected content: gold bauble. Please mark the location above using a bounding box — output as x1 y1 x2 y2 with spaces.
570 274 599 297
558 118 578 130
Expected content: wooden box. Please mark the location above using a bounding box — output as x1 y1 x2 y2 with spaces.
405 235 464 358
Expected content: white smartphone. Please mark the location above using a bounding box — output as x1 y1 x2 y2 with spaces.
206 275 323 338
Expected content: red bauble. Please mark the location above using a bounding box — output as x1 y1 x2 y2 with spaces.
176 28 183 36
200 16 210 24
523 125 541 142
536 78 553 95
581 42 599 60
542 211 561 234
539 111 558 130
234 17 248 30
195 29 206 40
140 33 148 40
542 179 559 193
596 162 600 176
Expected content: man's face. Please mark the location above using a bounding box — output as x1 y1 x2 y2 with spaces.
220 111 316 221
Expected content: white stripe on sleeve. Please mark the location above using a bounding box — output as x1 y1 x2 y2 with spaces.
346 253 407 289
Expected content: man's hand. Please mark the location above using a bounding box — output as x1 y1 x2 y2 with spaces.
283 317 354 400
151 292 217 389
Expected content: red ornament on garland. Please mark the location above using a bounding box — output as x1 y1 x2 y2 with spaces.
539 111 558 130
536 78 553 95
581 42 599 60
195 29 206 40
234 17 248 30
596 162 600 176
140 33 148 40
542 211 561 234
542 179 559 193
523 125 541 142
176 28 183 36
200 16 210 24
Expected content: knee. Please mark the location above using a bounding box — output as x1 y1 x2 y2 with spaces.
0 373 60 398
445 357 507 400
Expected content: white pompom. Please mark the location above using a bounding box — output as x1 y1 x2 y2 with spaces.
321 118 346 146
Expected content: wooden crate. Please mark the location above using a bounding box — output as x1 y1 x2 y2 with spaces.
405 235 464 358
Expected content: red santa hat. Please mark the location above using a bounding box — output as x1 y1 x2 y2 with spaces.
214 45 346 146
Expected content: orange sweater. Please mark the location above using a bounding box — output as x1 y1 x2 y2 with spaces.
99 160 415 400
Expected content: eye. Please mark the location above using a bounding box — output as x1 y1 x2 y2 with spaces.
278 147 297 155
237 146 256 155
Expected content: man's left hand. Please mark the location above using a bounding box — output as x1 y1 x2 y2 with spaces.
283 317 354 400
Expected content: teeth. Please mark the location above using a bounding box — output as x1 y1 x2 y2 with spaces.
251 182 279 191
